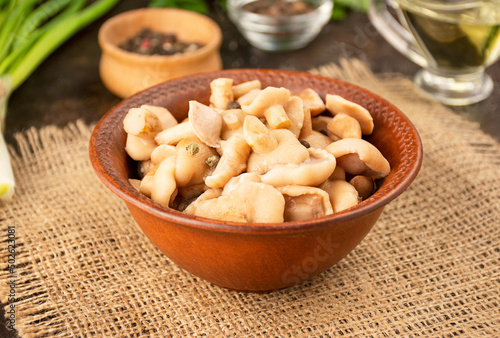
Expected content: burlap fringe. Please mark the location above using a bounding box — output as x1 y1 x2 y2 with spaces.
1 121 95 337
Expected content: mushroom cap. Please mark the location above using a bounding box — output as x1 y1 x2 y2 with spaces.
123 106 162 138
242 86 291 117
188 100 223 148
278 185 333 221
260 148 336 187
150 144 177 165
125 134 157 161
320 179 360 213
327 112 362 139
185 175 285 223
326 138 390 179
300 130 333 150
311 115 333 137
247 129 309 175
140 105 178 130
243 115 279 154
154 121 196 146
298 88 326 117
325 94 374 135
349 175 375 200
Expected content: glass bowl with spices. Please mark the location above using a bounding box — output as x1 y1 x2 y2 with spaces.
227 0 333 51
98 8 222 98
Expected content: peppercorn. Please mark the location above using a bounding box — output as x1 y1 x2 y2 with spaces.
300 139 311 148
227 101 241 109
206 155 220 168
119 28 204 56
186 143 200 155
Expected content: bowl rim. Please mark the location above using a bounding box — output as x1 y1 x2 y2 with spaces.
97 7 222 63
89 69 423 235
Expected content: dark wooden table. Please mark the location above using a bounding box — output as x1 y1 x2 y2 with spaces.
2 1 499 336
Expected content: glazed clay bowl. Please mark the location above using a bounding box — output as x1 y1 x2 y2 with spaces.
89 69 423 292
98 8 222 98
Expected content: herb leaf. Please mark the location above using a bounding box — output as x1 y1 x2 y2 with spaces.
149 0 208 14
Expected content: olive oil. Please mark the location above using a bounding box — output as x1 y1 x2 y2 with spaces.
397 0 500 72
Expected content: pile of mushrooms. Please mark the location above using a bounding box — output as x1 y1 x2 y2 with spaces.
125 78 390 223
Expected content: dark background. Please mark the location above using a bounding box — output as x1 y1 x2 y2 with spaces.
5 0 500 145
2 0 500 336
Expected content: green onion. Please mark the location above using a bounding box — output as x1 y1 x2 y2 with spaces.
0 0 119 201
13 0 73 49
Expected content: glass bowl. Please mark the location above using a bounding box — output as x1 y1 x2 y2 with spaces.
227 0 333 51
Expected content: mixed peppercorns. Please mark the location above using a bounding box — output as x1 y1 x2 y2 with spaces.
242 0 316 16
119 28 204 56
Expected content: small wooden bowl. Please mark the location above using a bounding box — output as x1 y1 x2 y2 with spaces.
98 8 222 98
89 69 423 292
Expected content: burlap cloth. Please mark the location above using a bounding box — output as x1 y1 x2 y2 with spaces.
1 59 499 337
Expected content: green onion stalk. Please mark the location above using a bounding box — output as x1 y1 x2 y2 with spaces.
0 0 120 201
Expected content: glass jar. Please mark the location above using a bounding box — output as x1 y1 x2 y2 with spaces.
227 0 333 51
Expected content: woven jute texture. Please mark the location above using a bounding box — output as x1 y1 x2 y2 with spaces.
1 59 499 337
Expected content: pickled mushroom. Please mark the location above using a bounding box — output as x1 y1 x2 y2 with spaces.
205 133 251 188
174 137 219 187
242 86 290 118
325 94 374 135
243 115 279 154
284 96 305 138
299 107 333 149
232 79 262 99
209 78 234 109
188 100 223 148
123 105 166 161
327 113 362 139
298 88 326 116
247 129 309 175
154 121 196 146
260 148 336 187
320 179 360 213
278 185 333 222
185 174 285 223
326 138 390 179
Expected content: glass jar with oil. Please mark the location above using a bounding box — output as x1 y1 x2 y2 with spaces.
369 0 500 105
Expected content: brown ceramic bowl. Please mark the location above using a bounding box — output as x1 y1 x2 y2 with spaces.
89 69 422 292
98 8 222 98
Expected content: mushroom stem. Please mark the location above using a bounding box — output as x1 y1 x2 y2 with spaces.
264 105 292 129
209 78 234 109
205 134 251 188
